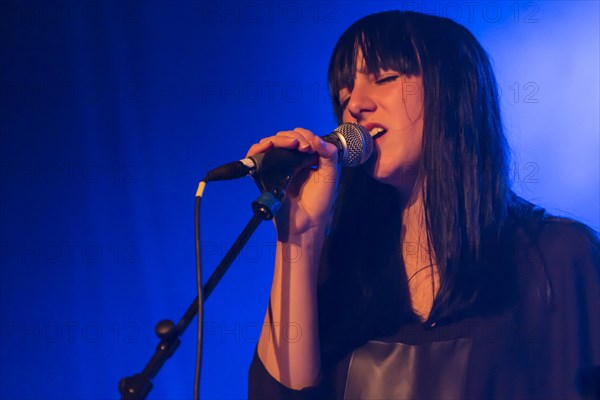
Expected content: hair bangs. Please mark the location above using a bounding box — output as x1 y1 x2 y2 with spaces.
328 11 422 120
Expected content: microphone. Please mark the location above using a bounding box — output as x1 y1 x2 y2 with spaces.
203 123 373 183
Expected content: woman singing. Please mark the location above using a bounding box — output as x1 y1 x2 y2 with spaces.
246 10 599 399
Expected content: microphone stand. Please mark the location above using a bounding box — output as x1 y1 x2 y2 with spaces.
118 186 286 400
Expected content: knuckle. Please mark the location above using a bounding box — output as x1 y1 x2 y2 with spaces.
310 135 323 145
294 127 312 136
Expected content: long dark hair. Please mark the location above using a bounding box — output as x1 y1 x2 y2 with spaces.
318 11 515 362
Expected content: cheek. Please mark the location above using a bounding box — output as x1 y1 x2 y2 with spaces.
386 131 423 164
400 82 424 126
405 99 424 124
341 109 354 123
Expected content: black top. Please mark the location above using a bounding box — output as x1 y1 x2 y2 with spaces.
248 205 600 399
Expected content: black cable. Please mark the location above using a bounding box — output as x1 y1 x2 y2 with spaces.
118 181 272 399
194 182 206 400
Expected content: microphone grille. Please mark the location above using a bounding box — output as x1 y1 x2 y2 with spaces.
334 123 373 167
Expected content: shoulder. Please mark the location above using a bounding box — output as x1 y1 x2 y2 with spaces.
533 216 598 268
532 216 599 301
506 195 600 312
507 195 599 264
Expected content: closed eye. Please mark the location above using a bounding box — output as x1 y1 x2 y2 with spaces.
376 75 399 84
338 74 399 109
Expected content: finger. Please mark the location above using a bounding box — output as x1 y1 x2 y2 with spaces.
246 135 300 158
293 127 337 160
275 130 312 151
290 128 319 151
246 140 274 158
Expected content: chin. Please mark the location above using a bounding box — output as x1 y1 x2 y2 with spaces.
364 155 420 194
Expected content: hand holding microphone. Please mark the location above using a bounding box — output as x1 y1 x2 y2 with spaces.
204 123 373 183
204 123 373 239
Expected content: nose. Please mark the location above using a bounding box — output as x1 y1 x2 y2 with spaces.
346 87 376 122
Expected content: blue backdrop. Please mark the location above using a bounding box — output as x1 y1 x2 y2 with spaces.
1 1 598 399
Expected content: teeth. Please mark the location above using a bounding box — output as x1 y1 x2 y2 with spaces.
369 127 385 137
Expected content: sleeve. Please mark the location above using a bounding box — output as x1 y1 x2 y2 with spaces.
530 220 600 399
247 347 325 400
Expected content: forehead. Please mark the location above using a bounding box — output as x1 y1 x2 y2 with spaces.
355 49 367 72
329 29 421 105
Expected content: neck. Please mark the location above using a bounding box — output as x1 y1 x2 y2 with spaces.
399 181 440 321
400 186 433 274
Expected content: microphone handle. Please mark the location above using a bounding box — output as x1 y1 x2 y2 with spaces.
203 132 343 183
250 148 320 193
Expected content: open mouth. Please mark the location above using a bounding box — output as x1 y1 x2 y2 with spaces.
369 127 387 140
